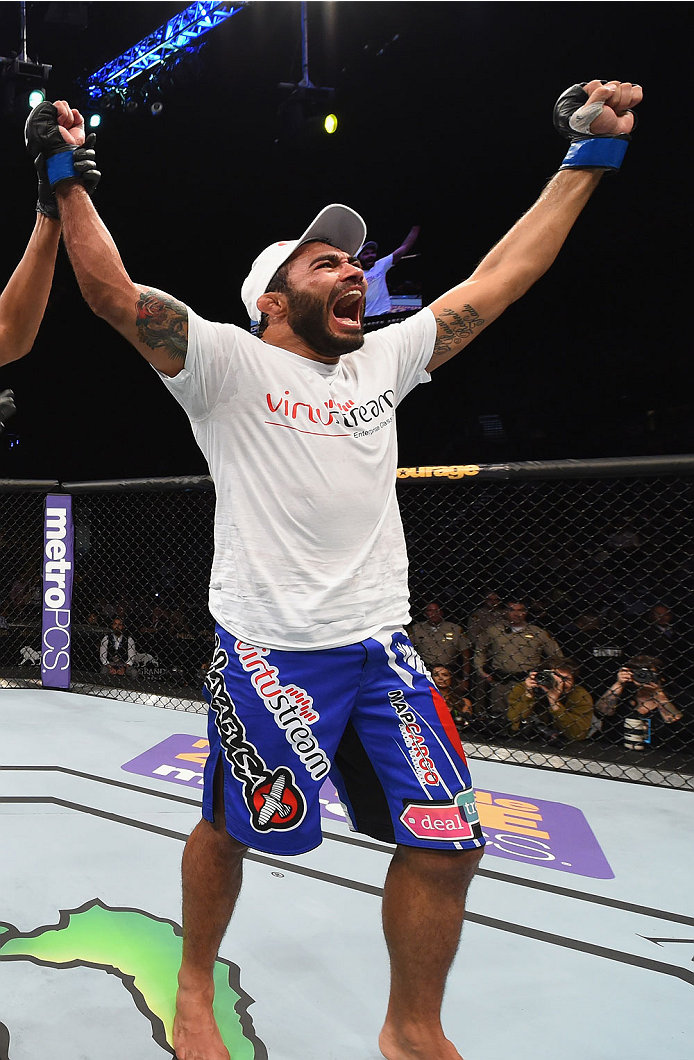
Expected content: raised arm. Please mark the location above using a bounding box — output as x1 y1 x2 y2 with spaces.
56 183 188 377
426 80 642 372
29 100 188 377
0 214 60 367
391 224 420 265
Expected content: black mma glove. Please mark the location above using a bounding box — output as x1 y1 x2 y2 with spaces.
25 102 101 217
553 82 636 172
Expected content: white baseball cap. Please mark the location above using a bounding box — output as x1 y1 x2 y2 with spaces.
241 203 367 323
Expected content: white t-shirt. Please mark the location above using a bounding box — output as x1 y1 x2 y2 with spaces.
156 308 436 650
363 254 394 316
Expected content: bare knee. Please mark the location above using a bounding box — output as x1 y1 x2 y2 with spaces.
393 844 484 891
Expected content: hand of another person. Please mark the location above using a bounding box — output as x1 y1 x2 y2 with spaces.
524 672 539 692
616 667 633 687
26 102 100 209
54 99 86 147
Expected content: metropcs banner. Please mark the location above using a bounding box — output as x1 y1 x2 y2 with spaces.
41 494 74 690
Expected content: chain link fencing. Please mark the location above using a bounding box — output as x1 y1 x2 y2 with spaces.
64 478 215 713
0 481 59 686
2 458 693 789
400 456 694 790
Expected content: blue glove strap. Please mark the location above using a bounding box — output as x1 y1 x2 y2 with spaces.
560 138 628 171
46 149 77 187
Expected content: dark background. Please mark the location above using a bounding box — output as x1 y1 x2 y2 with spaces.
0 1 690 480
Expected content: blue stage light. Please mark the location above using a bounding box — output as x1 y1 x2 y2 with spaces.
83 2 248 101
89 113 102 128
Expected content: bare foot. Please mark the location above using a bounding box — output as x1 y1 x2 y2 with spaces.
379 1023 464 1060
173 985 230 1060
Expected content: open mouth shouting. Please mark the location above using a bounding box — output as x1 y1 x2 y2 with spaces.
330 287 364 331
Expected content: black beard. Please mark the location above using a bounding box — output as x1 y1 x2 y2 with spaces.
286 287 364 357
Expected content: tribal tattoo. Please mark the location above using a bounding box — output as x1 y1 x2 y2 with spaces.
135 289 188 362
432 305 484 359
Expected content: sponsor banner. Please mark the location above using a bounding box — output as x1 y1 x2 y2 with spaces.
122 736 612 878
475 788 614 879
396 464 480 480
41 494 74 690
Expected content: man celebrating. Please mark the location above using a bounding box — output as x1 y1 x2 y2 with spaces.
26 78 641 1060
357 224 419 316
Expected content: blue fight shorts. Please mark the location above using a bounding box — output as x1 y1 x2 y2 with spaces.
202 624 485 856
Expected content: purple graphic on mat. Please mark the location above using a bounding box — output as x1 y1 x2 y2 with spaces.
475 788 614 879
122 734 347 817
41 494 74 690
122 737 613 878
123 734 209 788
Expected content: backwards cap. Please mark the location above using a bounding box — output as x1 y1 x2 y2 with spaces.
241 203 367 323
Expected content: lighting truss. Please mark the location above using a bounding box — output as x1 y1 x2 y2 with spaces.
83 2 248 100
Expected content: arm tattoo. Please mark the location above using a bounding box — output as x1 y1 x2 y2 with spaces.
595 690 620 716
135 290 188 362
432 305 484 358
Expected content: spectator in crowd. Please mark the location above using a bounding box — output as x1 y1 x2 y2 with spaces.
507 656 594 742
466 591 504 644
432 665 473 732
357 225 420 317
100 616 137 677
474 600 562 719
559 609 627 697
631 604 687 678
410 601 471 688
594 656 682 732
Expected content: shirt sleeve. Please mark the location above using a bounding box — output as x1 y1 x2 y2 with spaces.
152 307 243 422
375 254 394 275
364 308 436 406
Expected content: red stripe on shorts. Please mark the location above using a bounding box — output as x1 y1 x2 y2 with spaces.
430 685 468 764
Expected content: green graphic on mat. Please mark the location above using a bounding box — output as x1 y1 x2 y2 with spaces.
0 900 266 1058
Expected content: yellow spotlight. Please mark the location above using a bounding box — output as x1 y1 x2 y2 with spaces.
324 113 338 135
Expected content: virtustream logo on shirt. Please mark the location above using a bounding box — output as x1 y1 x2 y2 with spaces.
264 387 395 436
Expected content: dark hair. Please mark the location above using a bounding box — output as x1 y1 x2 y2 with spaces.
626 654 662 671
545 654 580 677
257 261 292 338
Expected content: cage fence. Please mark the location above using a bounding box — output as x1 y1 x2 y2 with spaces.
1 458 693 788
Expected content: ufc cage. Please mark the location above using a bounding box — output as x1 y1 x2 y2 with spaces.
1 454 693 791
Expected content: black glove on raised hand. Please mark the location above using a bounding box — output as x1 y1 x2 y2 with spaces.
25 102 101 217
553 81 637 172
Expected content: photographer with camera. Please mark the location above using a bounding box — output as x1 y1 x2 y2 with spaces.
507 656 594 743
595 655 682 751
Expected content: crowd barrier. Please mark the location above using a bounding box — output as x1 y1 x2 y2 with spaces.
1 455 692 790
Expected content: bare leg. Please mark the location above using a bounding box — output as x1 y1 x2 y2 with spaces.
379 845 484 1060
173 763 248 1060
